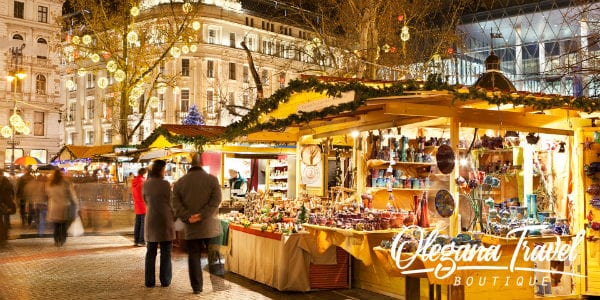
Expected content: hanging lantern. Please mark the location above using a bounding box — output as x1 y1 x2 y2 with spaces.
1 126 12 138
192 21 201 31
82 35 92 45
190 44 198 53
97 77 109 89
72 36 81 45
102 52 111 59
170 46 181 58
181 45 190 54
106 60 118 73
114 69 126 82
149 96 159 109
400 25 410 42
130 6 140 17
397 15 404 22
127 31 139 44
77 68 87 77
90 53 100 63
183 2 193 13
66 79 75 89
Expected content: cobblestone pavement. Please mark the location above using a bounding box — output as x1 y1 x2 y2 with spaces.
1 214 394 300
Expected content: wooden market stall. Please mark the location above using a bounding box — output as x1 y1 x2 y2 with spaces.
214 75 594 299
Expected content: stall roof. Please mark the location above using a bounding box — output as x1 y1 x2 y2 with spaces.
52 145 116 162
140 124 226 149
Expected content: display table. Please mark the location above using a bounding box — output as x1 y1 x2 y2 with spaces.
302 224 400 266
225 224 341 291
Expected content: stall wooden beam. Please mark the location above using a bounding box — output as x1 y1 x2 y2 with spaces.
382 102 588 135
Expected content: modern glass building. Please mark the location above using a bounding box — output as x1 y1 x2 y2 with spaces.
452 0 599 97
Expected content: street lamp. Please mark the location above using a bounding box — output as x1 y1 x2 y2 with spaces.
2 70 28 174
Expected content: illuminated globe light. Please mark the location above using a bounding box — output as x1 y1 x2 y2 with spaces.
382 44 390 53
14 122 26 134
182 2 193 13
97 77 109 89
400 25 410 42
157 83 167 94
149 96 159 109
114 70 126 82
20 125 30 135
131 86 144 98
182 45 189 54
9 113 23 126
77 68 87 77
72 36 81 45
106 60 118 73
127 31 139 44
190 44 198 52
82 35 92 45
90 53 100 63
66 79 75 89
170 46 181 58
128 98 139 107
130 6 140 17
1 126 12 138
192 21 201 31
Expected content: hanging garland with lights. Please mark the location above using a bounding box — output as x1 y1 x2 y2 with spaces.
153 74 600 148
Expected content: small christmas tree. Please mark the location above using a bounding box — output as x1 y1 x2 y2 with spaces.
182 104 205 125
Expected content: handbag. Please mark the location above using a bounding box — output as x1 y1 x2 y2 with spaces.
68 215 84 237
65 182 78 224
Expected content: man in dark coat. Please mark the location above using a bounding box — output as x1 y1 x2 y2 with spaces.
16 167 34 227
0 173 15 247
172 153 222 294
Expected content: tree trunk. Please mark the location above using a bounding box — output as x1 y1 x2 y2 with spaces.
240 40 263 101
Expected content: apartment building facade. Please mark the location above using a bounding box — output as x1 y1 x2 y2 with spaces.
0 0 64 167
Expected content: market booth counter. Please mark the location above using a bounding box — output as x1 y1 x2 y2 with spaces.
224 223 349 291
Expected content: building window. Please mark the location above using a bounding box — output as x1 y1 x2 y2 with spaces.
243 92 249 106
207 90 215 113
279 72 286 88
181 89 189 113
261 69 269 86
86 74 95 89
30 149 47 164
182 59 190 76
138 95 145 113
207 60 214 78
228 92 235 106
230 33 236 48
68 102 76 121
159 94 165 112
87 99 94 119
103 129 112 144
36 38 47 59
36 74 46 95
208 28 217 44
229 63 236 80
14 1 24 19
69 132 77 145
243 66 249 83
37 6 48 23
33 111 44 136
86 131 94 145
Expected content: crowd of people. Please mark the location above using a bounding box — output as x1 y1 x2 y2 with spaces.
0 167 79 248
0 154 225 295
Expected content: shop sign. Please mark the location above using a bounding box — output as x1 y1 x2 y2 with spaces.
389 227 586 287
296 91 355 113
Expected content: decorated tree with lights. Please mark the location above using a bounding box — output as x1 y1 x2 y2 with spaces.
60 0 206 145
267 0 469 80
182 104 205 125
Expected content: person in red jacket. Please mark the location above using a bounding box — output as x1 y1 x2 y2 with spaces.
132 167 147 247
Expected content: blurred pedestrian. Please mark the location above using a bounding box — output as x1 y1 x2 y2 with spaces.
132 167 147 247
46 169 78 247
143 160 175 288
16 166 34 227
173 153 222 294
27 174 48 236
0 172 15 248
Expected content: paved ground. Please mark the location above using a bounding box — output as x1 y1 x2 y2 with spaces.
1 213 395 300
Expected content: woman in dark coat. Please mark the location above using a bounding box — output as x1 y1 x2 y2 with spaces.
143 160 175 288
